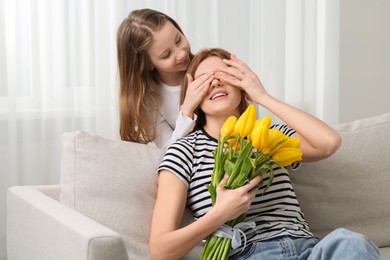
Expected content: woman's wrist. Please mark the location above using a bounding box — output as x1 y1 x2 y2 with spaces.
206 206 230 228
253 92 273 107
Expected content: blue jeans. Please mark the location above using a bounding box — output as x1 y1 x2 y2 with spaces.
229 228 380 260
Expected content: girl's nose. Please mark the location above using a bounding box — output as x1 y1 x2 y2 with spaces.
176 49 187 61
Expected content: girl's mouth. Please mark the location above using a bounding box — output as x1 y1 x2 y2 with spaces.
177 58 189 66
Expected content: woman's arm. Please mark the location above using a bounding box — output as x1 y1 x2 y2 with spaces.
217 55 341 162
255 95 341 162
150 170 260 260
150 171 223 259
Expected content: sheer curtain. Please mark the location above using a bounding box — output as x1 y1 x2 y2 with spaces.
0 0 339 258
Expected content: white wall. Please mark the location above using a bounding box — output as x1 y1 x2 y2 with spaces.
340 0 390 123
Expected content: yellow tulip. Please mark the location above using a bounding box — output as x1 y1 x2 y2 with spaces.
279 137 301 149
220 116 237 139
272 147 303 166
226 137 240 150
263 129 288 154
249 119 261 147
234 104 256 137
250 115 271 150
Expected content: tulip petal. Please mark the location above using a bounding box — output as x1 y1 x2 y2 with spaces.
220 116 237 139
272 147 303 166
234 104 256 137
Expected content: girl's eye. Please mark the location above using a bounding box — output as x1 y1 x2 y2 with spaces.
176 36 182 44
162 52 170 59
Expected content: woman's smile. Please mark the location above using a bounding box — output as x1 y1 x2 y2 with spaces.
209 90 228 100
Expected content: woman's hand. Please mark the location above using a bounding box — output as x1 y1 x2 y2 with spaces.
212 175 261 222
215 54 268 103
181 72 214 118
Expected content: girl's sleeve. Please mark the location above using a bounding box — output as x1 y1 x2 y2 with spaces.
155 116 175 150
155 111 196 150
172 111 197 143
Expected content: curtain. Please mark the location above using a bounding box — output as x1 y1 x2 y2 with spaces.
0 1 339 258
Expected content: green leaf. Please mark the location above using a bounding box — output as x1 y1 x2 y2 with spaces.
206 184 216 206
231 156 254 188
226 140 253 187
223 159 235 175
263 167 274 194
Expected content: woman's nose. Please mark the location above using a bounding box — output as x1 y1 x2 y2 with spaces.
210 78 221 88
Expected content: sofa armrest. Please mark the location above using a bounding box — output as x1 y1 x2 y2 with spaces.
7 185 128 260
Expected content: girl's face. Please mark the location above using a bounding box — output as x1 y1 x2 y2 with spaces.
195 56 242 118
147 21 190 85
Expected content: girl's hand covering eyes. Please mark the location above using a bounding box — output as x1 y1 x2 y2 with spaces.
216 54 268 102
181 72 214 118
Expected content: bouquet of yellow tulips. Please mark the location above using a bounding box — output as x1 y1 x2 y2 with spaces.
200 104 302 260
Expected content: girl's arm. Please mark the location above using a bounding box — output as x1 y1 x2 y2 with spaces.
155 115 195 150
217 55 341 162
155 73 214 150
150 170 260 260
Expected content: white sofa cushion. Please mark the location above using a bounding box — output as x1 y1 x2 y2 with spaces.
291 113 390 247
60 131 202 259
60 131 164 259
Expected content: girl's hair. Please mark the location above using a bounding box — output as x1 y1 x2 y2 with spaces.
181 48 248 130
117 9 190 143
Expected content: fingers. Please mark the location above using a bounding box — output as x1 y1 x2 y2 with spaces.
186 73 194 85
229 53 247 67
191 72 214 88
201 73 215 90
222 55 250 73
187 72 213 96
218 175 261 193
218 174 229 187
219 54 256 82
214 175 260 219
182 72 214 113
217 67 245 81
242 176 262 192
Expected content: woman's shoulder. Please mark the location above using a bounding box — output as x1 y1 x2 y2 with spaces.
172 130 203 147
169 129 216 151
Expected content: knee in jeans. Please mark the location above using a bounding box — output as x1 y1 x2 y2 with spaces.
331 228 362 239
330 228 378 250
334 228 354 235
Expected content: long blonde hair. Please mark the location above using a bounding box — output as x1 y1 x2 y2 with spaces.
117 9 190 143
181 48 248 130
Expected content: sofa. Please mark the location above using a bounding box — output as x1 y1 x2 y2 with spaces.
7 112 390 260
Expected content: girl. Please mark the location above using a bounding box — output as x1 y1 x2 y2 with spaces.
117 9 213 149
150 48 380 259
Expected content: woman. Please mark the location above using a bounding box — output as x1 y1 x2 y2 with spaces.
150 48 380 259
117 9 213 149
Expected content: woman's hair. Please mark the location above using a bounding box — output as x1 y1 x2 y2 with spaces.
117 9 189 143
181 48 248 130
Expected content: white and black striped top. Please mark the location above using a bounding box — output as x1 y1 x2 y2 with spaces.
158 124 313 254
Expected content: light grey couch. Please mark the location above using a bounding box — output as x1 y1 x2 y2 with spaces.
7 113 390 259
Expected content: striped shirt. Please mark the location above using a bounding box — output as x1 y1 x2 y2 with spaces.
158 124 313 254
